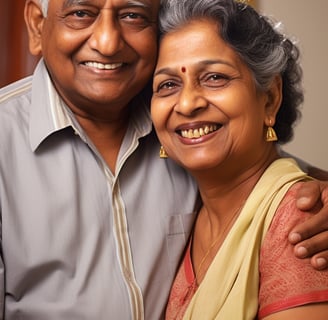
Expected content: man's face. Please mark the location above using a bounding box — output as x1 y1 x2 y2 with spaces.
36 0 159 117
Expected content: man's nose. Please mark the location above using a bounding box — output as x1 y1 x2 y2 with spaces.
88 11 124 56
174 85 209 116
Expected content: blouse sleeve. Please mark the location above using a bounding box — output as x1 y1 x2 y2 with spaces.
258 182 328 319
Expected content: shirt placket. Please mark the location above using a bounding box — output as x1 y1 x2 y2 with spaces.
106 168 144 320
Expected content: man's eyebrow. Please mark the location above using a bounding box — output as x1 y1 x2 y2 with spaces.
126 0 153 10
62 0 152 9
126 0 152 9
62 0 88 8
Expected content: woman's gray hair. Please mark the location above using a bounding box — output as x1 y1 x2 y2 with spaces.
158 0 304 143
38 0 49 17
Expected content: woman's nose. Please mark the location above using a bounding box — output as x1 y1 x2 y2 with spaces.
174 86 208 116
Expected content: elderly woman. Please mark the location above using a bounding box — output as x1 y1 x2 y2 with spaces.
151 0 328 319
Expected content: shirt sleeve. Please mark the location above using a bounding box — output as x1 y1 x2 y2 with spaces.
0 216 4 319
258 182 328 319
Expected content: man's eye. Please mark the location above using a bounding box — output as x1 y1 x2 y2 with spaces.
122 13 142 19
120 11 152 27
73 10 89 18
63 9 96 29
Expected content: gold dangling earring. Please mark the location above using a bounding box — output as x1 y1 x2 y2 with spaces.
266 120 278 142
159 146 168 158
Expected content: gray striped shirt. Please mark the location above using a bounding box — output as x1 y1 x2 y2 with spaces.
0 60 198 319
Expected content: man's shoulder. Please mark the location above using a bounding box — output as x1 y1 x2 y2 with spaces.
0 76 33 107
0 60 46 107
0 76 34 148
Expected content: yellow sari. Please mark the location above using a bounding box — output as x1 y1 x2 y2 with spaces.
183 158 309 319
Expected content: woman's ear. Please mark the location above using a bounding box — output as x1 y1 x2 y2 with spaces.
24 0 45 56
264 75 283 125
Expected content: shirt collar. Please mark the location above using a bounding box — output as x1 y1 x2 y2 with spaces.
29 59 152 152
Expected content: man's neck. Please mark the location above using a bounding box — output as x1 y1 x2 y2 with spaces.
76 112 130 173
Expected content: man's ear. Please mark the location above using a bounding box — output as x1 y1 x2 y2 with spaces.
264 75 283 125
24 0 45 56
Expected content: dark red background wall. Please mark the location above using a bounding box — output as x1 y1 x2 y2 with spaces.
0 0 39 88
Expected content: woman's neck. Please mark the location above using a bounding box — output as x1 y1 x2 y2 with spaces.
190 149 279 284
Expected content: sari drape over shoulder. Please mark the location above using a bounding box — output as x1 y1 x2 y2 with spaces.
183 158 309 320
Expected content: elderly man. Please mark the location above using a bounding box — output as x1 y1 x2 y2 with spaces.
0 0 327 319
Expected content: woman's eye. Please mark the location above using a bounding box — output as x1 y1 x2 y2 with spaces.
204 73 231 87
209 73 227 81
153 80 179 97
158 81 177 92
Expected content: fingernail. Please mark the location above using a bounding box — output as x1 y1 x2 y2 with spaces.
296 197 309 206
289 232 302 243
316 258 327 269
296 246 308 257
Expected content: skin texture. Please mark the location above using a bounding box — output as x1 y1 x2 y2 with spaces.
151 19 328 319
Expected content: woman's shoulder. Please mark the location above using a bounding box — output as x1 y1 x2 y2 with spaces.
258 181 328 319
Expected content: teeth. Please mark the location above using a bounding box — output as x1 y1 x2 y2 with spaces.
84 62 123 70
181 125 218 139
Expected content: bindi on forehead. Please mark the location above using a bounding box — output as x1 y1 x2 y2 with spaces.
181 66 186 73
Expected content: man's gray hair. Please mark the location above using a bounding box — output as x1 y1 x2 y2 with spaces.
38 0 49 16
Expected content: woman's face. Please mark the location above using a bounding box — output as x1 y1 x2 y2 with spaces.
151 19 276 174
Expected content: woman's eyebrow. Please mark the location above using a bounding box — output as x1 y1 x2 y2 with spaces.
154 59 235 76
154 67 175 77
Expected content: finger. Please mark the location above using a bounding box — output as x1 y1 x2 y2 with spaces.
311 253 328 270
295 180 321 211
289 209 328 244
291 182 328 242
293 231 328 258
320 182 328 205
